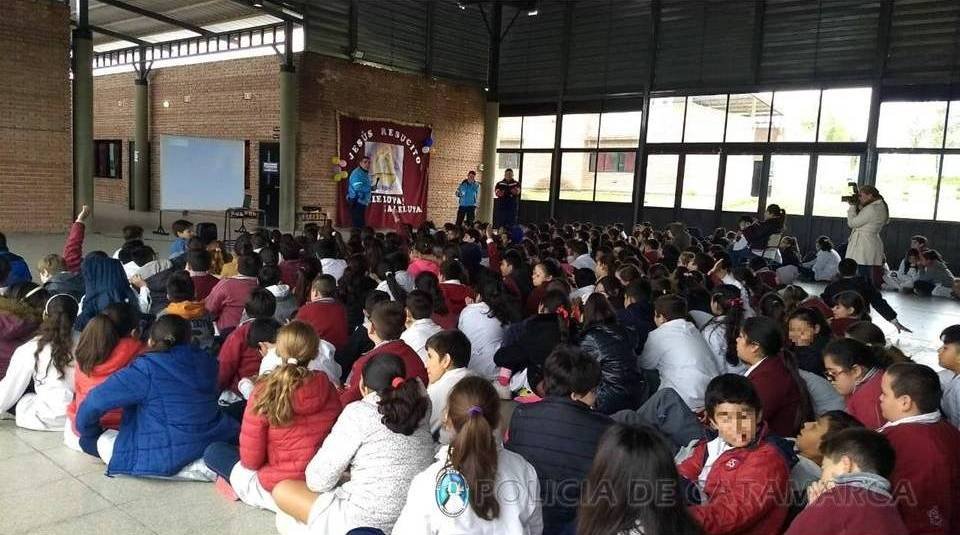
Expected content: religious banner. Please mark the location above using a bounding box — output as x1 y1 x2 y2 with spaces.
337 113 432 228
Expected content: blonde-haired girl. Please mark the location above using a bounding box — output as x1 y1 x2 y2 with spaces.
203 321 342 511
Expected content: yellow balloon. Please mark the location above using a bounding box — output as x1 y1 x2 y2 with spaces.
330 156 341 165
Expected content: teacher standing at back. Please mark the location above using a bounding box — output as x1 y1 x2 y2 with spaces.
493 168 520 229
346 156 372 228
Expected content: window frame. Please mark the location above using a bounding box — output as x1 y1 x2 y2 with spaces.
94 139 123 180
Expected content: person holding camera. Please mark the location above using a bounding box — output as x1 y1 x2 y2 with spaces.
845 185 888 289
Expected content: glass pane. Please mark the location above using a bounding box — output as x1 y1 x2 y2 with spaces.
595 151 636 203
770 90 819 142
876 153 939 219
598 111 642 148
520 153 552 202
521 115 557 149
559 152 595 201
561 113 600 149
647 97 685 143
947 101 960 149
684 95 727 142
937 155 960 222
722 154 762 212
877 101 947 148
819 87 871 142
497 117 522 149
495 152 520 189
680 154 720 210
812 155 861 217
767 155 810 215
725 92 773 142
643 154 679 207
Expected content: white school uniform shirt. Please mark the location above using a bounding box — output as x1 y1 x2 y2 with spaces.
257 340 340 386
458 302 507 381
320 258 347 282
392 443 543 535
697 436 734 492
804 249 841 281
701 318 748 375
939 370 960 429
0 336 76 431
571 253 596 271
878 410 941 431
721 273 755 317
376 270 415 301
401 318 444 364
427 367 477 442
638 318 721 412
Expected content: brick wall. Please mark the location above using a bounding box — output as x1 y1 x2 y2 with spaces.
92 52 486 228
0 0 72 232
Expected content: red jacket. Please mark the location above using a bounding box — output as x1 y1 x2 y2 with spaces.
747 355 808 437
883 420 960 535
68 337 144 432
339 339 428 406
785 483 908 535
438 282 476 329
191 273 220 301
239 372 342 491
295 299 349 350
217 322 262 393
62 221 85 273
277 259 302 289
205 276 258 332
678 437 790 535
845 370 886 429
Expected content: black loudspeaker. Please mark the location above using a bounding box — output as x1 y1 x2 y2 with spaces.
196 222 218 245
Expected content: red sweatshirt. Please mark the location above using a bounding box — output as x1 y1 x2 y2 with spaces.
205 276 258 332
845 370 886 430
277 259 302 289
295 298 349 350
191 273 220 301
883 420 960 535
62 221 85 273
747 355 807 437
785 483 908 535
68 337 144 431
217 322 262 393
339 339 428 406
438 281 476 329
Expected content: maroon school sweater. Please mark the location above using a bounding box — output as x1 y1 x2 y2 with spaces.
295 299 349 350
785 484 908 535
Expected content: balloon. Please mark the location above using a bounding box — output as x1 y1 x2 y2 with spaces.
422 146 430 154
337 171 348 179
339 159 347 168
423 136 434 147
330 156 341 165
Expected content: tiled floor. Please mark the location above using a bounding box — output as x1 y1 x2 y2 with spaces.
0 422 275 535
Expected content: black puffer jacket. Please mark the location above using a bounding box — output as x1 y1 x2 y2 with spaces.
579 322 643 414
494 313 570 392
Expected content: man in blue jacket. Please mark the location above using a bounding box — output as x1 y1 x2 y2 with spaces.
455 170 480 226
346 156 372 228
0 232 31 291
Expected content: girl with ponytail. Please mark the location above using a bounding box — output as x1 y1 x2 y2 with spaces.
272 353 434 534
394 376 543 533
0 293 79 431
702 285 748 374
202 321 342 512
822 337 896 429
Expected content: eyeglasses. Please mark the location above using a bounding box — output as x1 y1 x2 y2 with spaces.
824 369 849 382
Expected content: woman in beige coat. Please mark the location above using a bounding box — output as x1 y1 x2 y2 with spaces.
845 185 888 287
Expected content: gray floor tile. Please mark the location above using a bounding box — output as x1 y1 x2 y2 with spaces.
194 508 277 535
40 446 105 477
0 452 71 497
11 428 67 451
119 481 246 535
76 472 181 506
25 508 156 535
0 477 112 533
0 429 36 460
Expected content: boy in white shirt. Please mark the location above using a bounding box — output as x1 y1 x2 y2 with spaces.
424 330 476 442
937 325 960 428
400 290 443 364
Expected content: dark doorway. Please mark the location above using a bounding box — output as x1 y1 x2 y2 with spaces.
259 142 280 227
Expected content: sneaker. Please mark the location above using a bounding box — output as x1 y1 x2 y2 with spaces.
214 476 239 501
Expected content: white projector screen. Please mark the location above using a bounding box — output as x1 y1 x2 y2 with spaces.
159 135 245 211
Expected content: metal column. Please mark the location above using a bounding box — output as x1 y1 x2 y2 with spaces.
72 0 94 219
278 21 297 231
132 48 150 211
478 1 503 224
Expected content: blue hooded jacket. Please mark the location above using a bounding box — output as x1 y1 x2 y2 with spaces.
346 166 372 206
75 255 138 331
76 343 239 477
0 248 31 288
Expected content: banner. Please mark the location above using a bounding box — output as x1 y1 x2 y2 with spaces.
337 113 432 228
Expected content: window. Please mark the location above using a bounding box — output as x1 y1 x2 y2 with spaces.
875 153 939 219
946 102 960 149
520 115 557 149
684 95 726 142
560 152 594 201
561 113 600 149
647 97 685 143
818 88 871 142
595 152 635 203
520 153 552 202
722 154 762 212
767 155 810 215
497 117 522 149
812 155 860 217
680 154 720 210
94 140 122 179
726 93 772 142
598 111 642 148
938 155 960 222
877 101 947 148
770 90 819 143
643 154 678 207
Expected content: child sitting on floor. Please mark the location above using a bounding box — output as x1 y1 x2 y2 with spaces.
829 290 869 337
203 322 342 512
791 410 864 505
162 271 215 351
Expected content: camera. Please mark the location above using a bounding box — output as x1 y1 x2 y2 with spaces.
841 181 859 204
